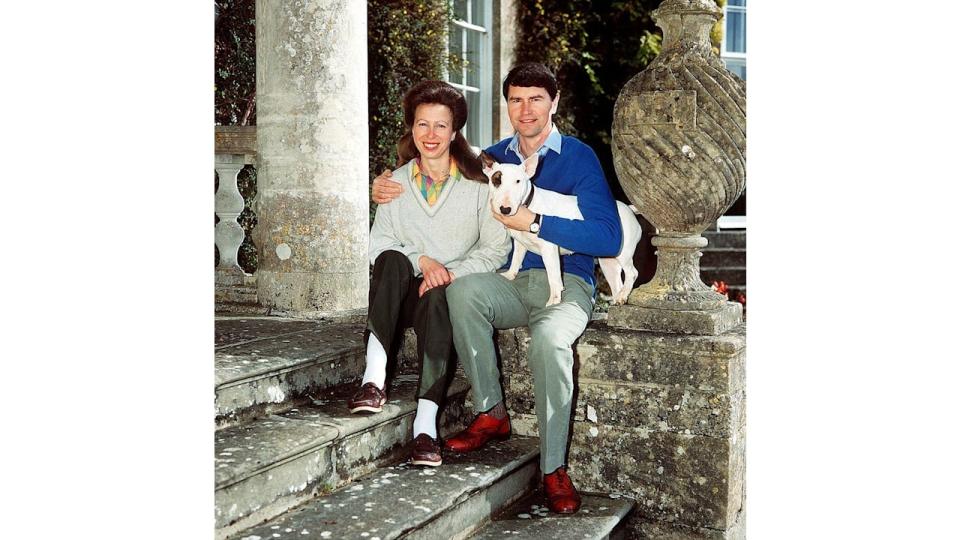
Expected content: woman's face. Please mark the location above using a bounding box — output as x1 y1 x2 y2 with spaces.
412 103 456 160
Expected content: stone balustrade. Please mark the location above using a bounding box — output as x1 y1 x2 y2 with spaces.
215 126 259 308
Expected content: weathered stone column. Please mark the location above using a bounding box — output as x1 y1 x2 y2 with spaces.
608 0 746 336
254 0 369 315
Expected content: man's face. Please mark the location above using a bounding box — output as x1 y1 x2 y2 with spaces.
506 85 559 140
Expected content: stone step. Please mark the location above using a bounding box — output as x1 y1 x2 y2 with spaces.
216 376 473 537
700 248 745 268
217 284 259 305
700 267 746 288
216 302 272 316
703 230 746 249
228 436 541 540
215 317 366 423
469 489 634 540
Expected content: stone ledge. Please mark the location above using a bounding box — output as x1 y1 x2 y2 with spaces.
216 376 472 535
505 322 746 393
606 302 743 335
215 318 366 420
505 376 745 439
229 437 540 540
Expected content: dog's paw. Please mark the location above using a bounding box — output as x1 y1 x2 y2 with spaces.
501 271 518 281
545 290 563 306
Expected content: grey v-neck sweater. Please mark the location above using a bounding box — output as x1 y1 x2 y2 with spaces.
369 160 510 278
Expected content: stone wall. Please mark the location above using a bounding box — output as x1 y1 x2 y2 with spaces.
500 321 746 540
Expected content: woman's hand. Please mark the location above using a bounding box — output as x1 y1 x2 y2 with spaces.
418 271 455 297
418 256 453 296
372 169 403 205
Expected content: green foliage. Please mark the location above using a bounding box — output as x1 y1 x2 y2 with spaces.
215 0 256 126
515 0 663 200
711 0 726 55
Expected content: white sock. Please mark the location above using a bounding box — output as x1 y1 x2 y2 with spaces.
361 334 387 390
413 399 439 439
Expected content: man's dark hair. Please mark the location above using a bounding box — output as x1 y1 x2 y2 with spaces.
502 62 558 100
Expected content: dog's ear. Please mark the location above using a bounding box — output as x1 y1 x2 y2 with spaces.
479 151 497 174
522 153 539 178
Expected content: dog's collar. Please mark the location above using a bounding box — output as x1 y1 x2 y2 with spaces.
522 183 535 208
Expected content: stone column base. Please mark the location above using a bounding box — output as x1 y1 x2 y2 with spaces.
606 300 742 335
256 270 367 317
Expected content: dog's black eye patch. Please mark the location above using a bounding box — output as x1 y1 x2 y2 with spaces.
491 171 501 187
516 179 520 183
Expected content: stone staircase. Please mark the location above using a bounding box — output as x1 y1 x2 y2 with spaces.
216 275 266 315
701 230 746 299
215 315 636 540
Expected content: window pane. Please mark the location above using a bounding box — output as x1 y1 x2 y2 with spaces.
448 26 463 85
466 29 482 90
453 0 467 21
725 11 746 53
471 0 484 27
465 90 481 146
728 0 745 6
723 58 746 81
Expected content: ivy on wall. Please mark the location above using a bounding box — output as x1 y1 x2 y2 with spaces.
215 0 256 126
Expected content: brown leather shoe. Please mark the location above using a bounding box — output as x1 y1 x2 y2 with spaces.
543 467 581 514
443 412 510 453
347 382 386 414
410 433 442 467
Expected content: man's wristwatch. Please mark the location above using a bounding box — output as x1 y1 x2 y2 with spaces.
529 213 542 234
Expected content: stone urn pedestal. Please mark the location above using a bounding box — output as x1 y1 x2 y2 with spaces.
606 0 746 337
590 1 747 538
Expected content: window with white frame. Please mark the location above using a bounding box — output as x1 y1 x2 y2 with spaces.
718 0 746 224
721 0 746 80
446 0 493 148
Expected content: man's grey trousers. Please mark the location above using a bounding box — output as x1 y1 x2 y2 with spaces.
447 269 593 474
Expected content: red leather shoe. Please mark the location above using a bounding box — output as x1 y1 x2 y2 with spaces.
543 467 581 514
443 412 510 452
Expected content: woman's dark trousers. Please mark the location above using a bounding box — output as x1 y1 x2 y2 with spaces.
367 250 454 405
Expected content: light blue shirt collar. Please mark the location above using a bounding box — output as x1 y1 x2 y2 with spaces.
507 124 562 160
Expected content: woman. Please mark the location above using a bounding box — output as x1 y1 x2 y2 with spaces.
348 80 510 467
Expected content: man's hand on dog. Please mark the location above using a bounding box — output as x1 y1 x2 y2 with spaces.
372 169 403 204
418 256 454 297
490 200 537 232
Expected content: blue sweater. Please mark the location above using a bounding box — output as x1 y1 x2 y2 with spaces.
485 135 623 288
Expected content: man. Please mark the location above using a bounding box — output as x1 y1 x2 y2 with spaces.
371 63 622 514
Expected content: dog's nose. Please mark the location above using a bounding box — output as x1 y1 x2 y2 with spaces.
499 206 511 215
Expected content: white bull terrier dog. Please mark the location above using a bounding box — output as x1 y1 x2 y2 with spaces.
480 151 642 307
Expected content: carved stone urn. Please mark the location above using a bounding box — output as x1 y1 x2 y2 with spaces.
607 0 746 335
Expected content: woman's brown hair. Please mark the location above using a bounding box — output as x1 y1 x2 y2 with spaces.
396 80 484 182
